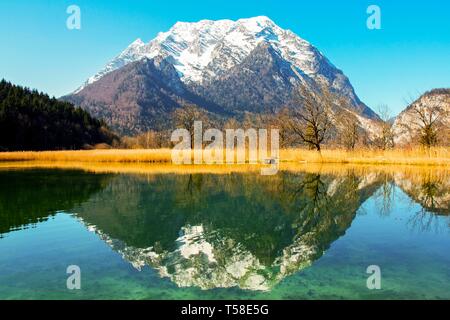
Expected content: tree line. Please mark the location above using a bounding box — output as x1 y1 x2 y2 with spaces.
1 79 446 152
123 86 448 152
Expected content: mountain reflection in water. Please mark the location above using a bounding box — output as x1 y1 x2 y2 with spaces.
0 166 448 291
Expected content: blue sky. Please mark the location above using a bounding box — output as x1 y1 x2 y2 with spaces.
0 0 448 115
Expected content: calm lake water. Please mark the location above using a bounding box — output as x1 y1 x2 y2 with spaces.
0 165 449 299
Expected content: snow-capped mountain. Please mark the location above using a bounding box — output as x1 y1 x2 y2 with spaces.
71 171 382 291
66 16 378 135
77 16 362 102
76 38 148 92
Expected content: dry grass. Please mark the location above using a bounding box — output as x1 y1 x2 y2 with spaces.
0 147 448 166
0 161 447 178
280 147 450 166
0 149 174 163
0 161 265 175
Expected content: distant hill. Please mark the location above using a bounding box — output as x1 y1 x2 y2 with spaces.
392 88 450 146
0 80 117 151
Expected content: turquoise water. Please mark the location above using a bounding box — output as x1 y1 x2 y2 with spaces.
0 168 448 299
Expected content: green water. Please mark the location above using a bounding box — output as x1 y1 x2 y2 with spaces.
0 167 448 299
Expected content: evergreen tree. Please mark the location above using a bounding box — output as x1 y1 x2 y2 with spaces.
0 80 117 151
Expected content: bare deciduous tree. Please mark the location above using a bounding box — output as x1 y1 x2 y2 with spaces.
273 107 295 148
173 105 210 148
223 117 240 130
408 99 447 149
288 86 334 153
341 116 359 150
334 97 362 150
374 104 395 150
139 130 168 148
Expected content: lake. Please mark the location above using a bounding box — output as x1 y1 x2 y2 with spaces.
0 164 448 299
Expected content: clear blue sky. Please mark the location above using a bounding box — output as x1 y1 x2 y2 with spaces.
0 0 448 115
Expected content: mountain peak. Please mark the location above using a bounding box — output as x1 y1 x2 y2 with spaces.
130 38 145 46
77 16 313 89
243 15 273 22
237 15 276 28
69 16 378 135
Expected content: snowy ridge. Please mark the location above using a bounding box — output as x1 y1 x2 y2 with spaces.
83 222 318 291
76 16 344 92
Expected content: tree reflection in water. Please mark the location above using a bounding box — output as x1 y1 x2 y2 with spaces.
71 170 382 290
0 166 447 290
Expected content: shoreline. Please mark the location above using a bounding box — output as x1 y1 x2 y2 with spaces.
0 148 448 167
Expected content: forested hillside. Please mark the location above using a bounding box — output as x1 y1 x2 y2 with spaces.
0 80 116 151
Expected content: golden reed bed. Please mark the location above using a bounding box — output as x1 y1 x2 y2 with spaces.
0 162 448 186
0 147 448 166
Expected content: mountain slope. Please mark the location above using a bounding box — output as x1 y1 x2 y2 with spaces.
191 42 300 113
66 16 378 135
392 88 450 146
67 57 189 134
66 57 229 134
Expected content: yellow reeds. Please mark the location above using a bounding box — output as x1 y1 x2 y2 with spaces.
0 149 174 163
279 147 449 166
0 161 447 178
0 147 448 166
